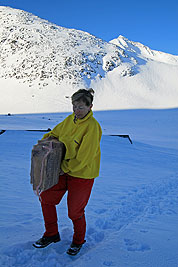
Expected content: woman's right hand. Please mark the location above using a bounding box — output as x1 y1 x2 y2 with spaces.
59 170 65 176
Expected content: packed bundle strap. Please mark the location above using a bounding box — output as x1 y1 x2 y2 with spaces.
30 137 65 195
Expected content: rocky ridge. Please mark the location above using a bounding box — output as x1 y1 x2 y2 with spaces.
0 6 140 89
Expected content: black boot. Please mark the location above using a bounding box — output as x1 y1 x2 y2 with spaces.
67 241 85 256
33 233 60 248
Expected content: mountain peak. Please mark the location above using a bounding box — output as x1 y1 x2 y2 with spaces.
110 35 178 65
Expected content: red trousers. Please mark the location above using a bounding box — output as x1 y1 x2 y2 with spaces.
40 173 94 245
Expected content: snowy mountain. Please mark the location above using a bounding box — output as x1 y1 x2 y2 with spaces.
0 6 178 114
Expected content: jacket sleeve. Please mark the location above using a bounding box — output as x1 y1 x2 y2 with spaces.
41 120 65 140
62 122 102 173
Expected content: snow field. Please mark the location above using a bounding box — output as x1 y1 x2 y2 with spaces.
0 109 178 266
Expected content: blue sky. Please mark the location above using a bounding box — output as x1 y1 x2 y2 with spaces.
0 0 178 55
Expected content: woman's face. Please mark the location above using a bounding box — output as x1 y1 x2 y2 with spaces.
73 100 92 119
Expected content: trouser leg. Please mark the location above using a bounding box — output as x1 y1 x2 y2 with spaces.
72 215 86 245
40 174 67 237
67 176 94 244
41 203 58 236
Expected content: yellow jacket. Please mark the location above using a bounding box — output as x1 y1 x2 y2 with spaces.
42 111 102 179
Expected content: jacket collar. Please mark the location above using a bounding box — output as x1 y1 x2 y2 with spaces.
73 110 93 124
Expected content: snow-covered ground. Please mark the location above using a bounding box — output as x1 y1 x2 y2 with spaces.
0 108 178 267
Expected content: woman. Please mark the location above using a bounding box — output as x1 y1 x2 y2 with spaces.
33 88 102 255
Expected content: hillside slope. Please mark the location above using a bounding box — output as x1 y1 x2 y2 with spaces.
0 6 178 113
